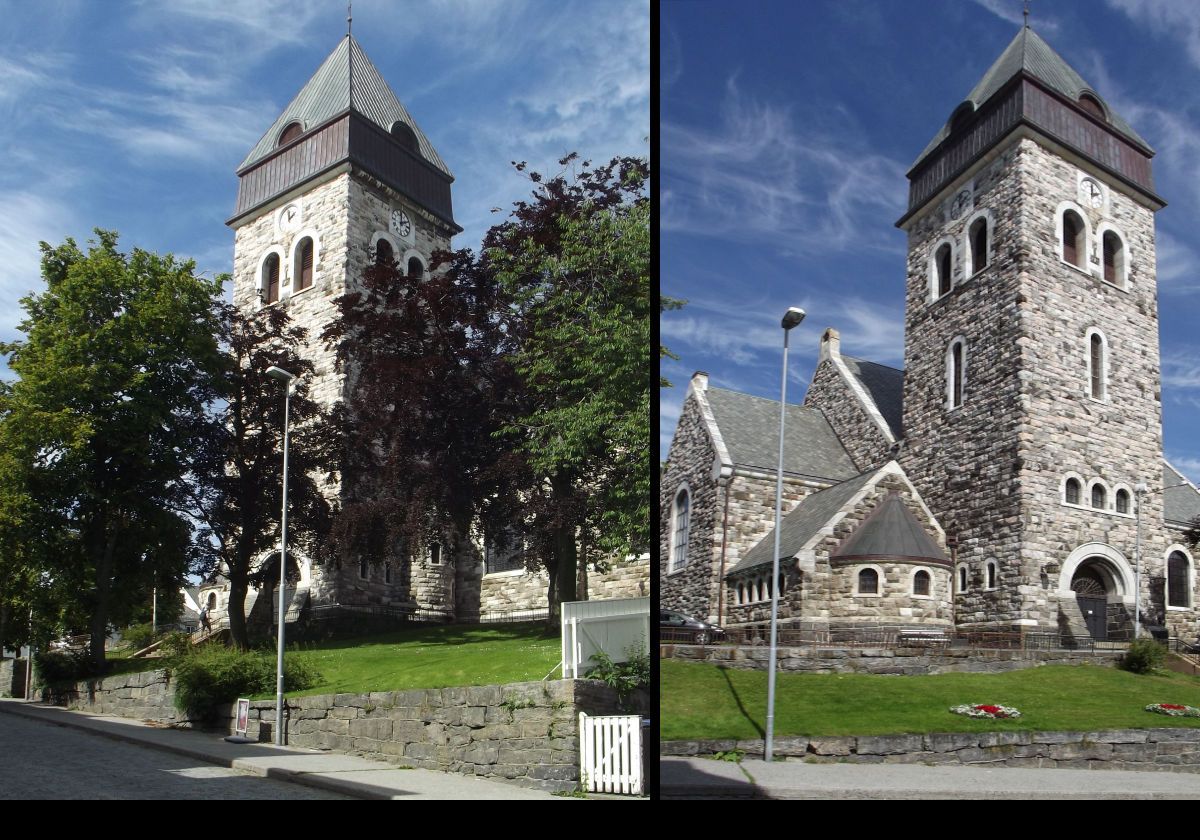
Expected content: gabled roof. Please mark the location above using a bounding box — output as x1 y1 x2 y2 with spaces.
1164 462 1200 527
831 491 947 563
239 35 452 178
840 355 904 440
913 26 1151 169
705 387 859 482
728 468 879 576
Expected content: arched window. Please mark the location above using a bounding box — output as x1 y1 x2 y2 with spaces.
1065 477 1082 505
1078 93 1105 120
946 336 966 409
1062 210 1085 268
986 561 997 590
957 565 968 593
390 120 419 152
278 121 303 147
737 582 745 605
936 243 952 297
1088 330 1107 400
207 592 217 610
1102 231 1124 286
858 567 879 595
1115 488 1130 514
913 570 931 596
375 238 394 266
294 237 314 291
969 217 988 274
359 557 369 580
670 488 690 572
262 253 280 304
407 256 424 279
1091 482 1107 510
430 543 441 565
1168 551 1191 608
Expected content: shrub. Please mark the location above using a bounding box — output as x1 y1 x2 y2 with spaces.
34 649 93 685
121 623 157 651
158 631 193 659
172 645 320 720
585 643 650 709
1120 638 1166 674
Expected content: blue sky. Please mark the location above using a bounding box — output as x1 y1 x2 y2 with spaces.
0 0 648 362
661 0 1200 484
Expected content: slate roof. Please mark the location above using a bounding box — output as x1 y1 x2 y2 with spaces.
728 469 879 576
705 387 859 482
239 36 452 177
841 355 904 440
1164 462 1200 527
831 491 946 563
913 26 1151 169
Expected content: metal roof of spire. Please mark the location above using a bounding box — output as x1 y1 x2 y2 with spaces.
238 35 452 178
912 25 1151 169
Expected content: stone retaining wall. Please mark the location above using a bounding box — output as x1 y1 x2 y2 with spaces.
662 728 1200 773
662 643 1122 675
35 669 644 793
0 658 26 699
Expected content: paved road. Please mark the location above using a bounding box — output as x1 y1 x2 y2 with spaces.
0 712 349 799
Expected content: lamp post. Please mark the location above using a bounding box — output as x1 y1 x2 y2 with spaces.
266 365 297 746
765 306 805 764
1135 481 1147 639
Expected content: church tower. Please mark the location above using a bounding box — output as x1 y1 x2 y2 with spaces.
227 35 463 617
897 24 1171 637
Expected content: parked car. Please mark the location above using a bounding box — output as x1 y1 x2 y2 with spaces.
660 610 724 645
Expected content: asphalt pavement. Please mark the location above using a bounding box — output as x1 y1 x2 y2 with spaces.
0 698 565 800
662 755 1200 799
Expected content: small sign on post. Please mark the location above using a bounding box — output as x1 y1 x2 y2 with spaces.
224 698 254 744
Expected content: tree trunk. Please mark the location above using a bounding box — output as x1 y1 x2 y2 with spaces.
227 576 249 650
550 472 578 620
89 528 119 672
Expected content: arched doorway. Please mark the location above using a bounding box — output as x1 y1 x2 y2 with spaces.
1070 557 1123 640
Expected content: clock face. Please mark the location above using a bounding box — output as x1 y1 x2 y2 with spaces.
278 203 303 234
390 209 413 239
1079 178 1103 209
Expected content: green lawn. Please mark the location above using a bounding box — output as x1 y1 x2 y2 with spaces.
274 622 561 697
661 660 1200 741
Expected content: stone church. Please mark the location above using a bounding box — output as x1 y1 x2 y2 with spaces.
197 34 647 629
661 23 1200 643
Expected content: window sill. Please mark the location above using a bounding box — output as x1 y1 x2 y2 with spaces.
1167 605 1192 612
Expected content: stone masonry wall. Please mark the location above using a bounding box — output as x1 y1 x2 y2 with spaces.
662 642 1120 675
479 554 650 616
662 728 1200 774
37 669 642 793
804 358 892 472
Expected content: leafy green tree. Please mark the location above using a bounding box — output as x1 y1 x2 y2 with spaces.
188 304 334 650
489 155 651 614
0 230 225 669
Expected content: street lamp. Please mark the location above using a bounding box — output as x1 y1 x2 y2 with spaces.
1134 481 1148 639
266 364 297 746
765 306 805 763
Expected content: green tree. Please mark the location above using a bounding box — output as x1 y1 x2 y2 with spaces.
490 155 651 614
0 230 225 669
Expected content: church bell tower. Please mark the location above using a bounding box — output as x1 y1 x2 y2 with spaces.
227 35 463 616
897 24 1170 636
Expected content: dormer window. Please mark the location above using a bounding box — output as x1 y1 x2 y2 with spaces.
278 121 303 147
390 121 419 153
1078 93 1106 121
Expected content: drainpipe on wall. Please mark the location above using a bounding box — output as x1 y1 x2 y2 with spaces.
716 469 733 627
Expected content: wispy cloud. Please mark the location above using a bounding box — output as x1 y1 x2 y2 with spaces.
1107 0 1200 68
1161 350 1200 389
970 0 1061 35
1155 229 1200 292
663 77 906 252
0 189 76 338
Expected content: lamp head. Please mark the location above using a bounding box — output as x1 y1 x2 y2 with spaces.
781 307 806 330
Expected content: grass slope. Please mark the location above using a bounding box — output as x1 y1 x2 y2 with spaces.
661 660 1200 741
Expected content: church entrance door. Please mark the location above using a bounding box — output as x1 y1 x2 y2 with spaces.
1071 563 1112 641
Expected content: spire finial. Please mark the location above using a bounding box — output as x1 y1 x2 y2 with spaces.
347 2 353 36
1023 0 1030 28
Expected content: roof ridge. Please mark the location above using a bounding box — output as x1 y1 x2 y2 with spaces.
841 354 904 373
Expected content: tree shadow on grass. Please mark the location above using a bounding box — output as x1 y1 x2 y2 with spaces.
719 667 764 739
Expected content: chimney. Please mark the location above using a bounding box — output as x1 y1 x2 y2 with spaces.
691 371 709 391
819 328 841 363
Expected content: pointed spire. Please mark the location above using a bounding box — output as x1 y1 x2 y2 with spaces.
347 2 353 36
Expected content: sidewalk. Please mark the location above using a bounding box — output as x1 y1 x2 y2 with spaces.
0 699 563 800
662 756 1200 799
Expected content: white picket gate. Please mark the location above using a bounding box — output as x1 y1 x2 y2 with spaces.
579 712 643 795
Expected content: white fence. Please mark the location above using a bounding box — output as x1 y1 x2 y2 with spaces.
561 596 650 679
579 712 643 795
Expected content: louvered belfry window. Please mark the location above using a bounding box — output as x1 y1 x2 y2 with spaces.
376 238 394 266
970 218 988 273
1063 212 1082 267
263 254 280 304
296 238 314 290
407 256 423 278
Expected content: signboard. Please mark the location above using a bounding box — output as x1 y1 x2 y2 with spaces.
235 699 250 735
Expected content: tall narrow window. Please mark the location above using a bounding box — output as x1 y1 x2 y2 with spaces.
1065 477 1081 505
1091 483 1107 510
1103 231 1123 286
858 568 879 595
671 488 690 572
969 217 988 274
936 243 952 297
430 542 441 565
958 565 968 593
1169 552 1190 608
1062 211 1084 268
295 237 314 291
1089 332 1106 400
1116 488 1130 514
986 561 997 590
947 337 966 409
262 253 280 304
375 238 394 266
359 557 369 580
384 562 393 584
